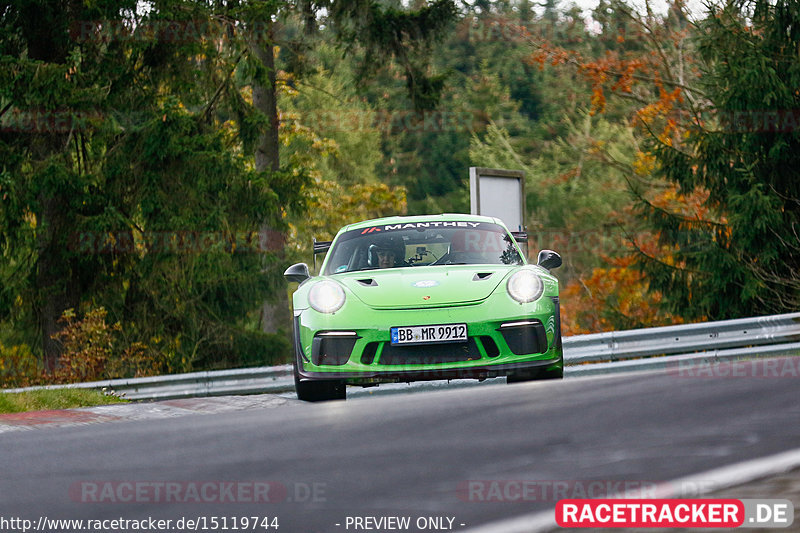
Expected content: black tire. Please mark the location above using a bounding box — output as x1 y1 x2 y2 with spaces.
506 364 563 384
294 359 346 401
295 379 346 402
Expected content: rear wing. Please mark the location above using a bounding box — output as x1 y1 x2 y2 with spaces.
312 239 332 272
511 231 529 259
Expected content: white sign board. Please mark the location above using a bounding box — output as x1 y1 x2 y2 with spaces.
469 167 525 232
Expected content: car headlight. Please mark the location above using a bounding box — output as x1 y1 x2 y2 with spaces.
309 280 346 313
507 269 544 303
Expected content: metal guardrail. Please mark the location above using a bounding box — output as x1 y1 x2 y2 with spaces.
566 340 800 377
2 366 295 401
4 313 800 400
563 312 800 363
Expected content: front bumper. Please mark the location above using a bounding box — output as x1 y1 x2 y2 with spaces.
297 358 562 385
293 295 563 386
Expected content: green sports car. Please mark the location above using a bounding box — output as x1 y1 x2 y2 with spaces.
284 214 563 401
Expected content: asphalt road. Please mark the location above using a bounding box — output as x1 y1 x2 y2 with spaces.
2 364 800 532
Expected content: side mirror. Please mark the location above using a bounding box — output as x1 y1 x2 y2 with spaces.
284 263 311 283
537 250 562 271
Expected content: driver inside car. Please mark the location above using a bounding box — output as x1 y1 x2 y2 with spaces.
376 249 395 268
368 237 405 269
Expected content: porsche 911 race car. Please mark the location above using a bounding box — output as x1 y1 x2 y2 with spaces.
284 214 563 401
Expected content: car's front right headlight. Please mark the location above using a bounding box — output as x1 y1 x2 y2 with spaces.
507 269 544 303
309 280 346 313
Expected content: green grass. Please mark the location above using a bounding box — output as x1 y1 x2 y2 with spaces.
0 388 128 414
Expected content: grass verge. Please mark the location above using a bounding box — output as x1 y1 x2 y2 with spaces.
0 388 127 414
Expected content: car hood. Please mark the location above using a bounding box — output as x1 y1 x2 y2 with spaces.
335 265 513 309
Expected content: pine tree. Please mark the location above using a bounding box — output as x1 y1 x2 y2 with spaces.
0 0 302 373
643 0 800 318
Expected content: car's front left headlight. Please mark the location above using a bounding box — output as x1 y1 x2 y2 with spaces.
507 269 544 303
309 280 346 313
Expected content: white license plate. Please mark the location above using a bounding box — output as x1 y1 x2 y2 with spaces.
390 323 468 345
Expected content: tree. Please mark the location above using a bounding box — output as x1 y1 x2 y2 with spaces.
278 42 408 259
510 0 719 329
643 0 800 319
462 2 670 333
0 0 303 374
242 0 457 336
0 0 135 370
523 0 800 323
0 0 460 378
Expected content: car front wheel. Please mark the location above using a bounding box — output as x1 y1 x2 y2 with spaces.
294 361 346 401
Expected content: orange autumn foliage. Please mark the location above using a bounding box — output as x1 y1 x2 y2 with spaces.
522 10 708 334
559 182 711 335
560 239 685 336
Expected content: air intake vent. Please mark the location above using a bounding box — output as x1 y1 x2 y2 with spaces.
361 342 379 365
479 336 500 357
378 339 481 365
312 334 359 365
498 320 548 355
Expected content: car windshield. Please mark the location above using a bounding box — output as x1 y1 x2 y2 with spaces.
323 221 524 275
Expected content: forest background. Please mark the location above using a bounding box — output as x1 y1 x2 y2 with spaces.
1 0 798 385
